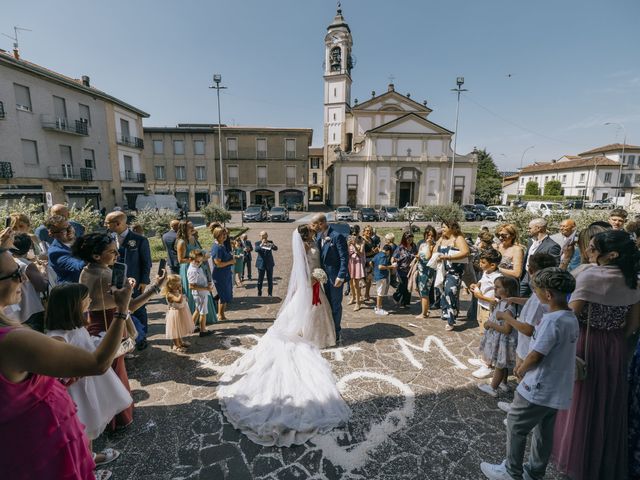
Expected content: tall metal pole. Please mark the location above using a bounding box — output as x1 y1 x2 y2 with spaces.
605 122 626 205
210 75 227 208
518 145 535 200
449 77 467 203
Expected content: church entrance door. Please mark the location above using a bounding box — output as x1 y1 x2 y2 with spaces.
347 189 357 208
398 181 416 207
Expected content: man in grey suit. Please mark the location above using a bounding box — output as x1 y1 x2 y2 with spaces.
162 220 180 274
520 218 561 296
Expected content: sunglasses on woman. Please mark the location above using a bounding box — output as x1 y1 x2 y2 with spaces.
0 267 23 283
498 233 509 239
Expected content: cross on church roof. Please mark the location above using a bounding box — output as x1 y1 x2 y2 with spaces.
388 74 395 84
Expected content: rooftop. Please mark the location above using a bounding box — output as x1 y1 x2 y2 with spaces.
521 156 619 174
578 143 640 156
0 50 149 118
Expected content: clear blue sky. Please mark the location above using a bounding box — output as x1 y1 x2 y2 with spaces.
3 0 638 170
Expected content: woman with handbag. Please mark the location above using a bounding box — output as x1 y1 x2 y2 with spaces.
552 230 640 480
74 233 166 431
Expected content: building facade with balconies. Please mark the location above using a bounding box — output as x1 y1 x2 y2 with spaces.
0 50 148 210
143 125 312 211
308 147 324 204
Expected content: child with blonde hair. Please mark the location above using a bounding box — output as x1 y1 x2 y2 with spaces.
187 249 214 337
162 274 194 352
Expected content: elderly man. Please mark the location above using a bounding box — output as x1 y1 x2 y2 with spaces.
105 211 152 350
162 220 181 274
46 215 85 283
520 218 561 296
254 231 278 297
559 219 580 272
35 204 85 247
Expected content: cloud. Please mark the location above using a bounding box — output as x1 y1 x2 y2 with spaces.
565 113 640 131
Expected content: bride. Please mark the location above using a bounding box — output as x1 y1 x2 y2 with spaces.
216 224 350 446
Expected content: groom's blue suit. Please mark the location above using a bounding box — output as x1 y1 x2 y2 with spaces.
316 226 349 339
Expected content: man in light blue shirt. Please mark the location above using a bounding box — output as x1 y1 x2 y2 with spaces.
481 268 578 480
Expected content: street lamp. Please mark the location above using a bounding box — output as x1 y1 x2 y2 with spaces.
210 74 227 208
449 77 467 203
518 145 535 200
604 122 627 204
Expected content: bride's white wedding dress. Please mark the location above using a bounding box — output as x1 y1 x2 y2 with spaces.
216 230 350 447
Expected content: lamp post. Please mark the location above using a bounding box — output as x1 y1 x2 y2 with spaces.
210 74 227 208
604 122 627 205
518 145 535 200
449 77 467 203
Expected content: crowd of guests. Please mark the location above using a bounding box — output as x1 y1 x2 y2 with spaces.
0 204 279 479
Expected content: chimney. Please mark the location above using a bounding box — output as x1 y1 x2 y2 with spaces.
371 90 375 98
13 47 19 60
388 83 395 92
81 75 90 87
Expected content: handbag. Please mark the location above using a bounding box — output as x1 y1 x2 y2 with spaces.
575 303 591 382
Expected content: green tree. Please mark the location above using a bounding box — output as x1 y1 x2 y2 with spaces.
525 181 540 196
543 180 562 196
474 148 502 204
201 203 232 226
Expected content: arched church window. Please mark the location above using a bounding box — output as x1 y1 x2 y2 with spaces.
330 47 341 72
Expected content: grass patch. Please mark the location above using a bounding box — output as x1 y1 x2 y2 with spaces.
148 226 249 262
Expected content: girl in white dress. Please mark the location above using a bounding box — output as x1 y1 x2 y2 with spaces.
162 274 195 352
46 283 133 463
217 224 349 447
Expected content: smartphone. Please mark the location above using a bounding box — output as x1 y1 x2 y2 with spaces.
111 262 128 289
4 217 10 229
157 258 166 276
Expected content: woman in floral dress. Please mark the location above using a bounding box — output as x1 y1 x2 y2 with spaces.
415 226 436 319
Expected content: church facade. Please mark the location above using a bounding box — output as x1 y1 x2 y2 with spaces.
322 8 478 208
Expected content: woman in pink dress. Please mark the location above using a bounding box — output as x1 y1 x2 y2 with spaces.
347 231 366 311
552 230 640 480
0 248 134 480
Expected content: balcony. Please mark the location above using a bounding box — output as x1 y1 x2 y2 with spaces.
48 166 94 181
120 171 146 183
286 177 296 187
0 101 5 119
41 115 88 136
0 162 13 178
117 135 144 149
229 177 239 186
257 178 267 187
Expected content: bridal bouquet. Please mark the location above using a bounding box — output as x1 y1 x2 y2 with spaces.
312 268 328 284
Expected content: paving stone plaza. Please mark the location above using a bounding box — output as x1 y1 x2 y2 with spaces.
96 218 564 480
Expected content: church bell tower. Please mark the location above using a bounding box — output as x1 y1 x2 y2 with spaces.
323 4 353 168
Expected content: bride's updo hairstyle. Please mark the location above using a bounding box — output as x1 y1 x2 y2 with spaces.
298 224 313 242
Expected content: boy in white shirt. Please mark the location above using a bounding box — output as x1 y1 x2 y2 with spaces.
480 268 578 480
187 249 213 337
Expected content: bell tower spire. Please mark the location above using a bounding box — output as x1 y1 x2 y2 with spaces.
323 5 353 166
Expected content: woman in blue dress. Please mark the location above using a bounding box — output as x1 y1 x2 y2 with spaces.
435 219 470 331
176 221 217 325
210 226 235 321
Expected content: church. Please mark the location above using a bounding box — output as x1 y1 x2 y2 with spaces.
323 7 478 208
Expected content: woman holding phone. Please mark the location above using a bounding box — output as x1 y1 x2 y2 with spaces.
73 233 166 431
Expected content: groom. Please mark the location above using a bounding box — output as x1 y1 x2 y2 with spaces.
310 213 349 344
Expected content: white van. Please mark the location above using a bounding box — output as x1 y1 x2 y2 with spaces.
135 194 179 213
526 201 566 218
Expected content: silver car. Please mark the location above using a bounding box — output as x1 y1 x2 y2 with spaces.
335 206 354 221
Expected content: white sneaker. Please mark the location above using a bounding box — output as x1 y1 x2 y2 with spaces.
444 323 455 331
497 401 512 414
472 366 494 378
478 383 498 397
467 358 485 367
480 460 516 479
498 383 510 393
376 308 389 316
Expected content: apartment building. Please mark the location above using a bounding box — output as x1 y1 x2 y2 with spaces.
308 147 324 204
0 49 148 210
143 125 313 210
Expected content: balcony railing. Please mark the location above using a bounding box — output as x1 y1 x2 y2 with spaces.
0 162 13 178
0 101 5 119
117 135 144 149
41 115 88 136
47 166 93 181
120 171 146 183
257 178 267 187
229 177 239 186
286 177 296 187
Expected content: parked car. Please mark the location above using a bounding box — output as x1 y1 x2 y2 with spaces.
585 199 615 209
268 206 289 222
564 200 584 210
402 206 426 221
359 207 379 222
462 205 479 221
472 204 498 221
488 205 511 221
526 201 567 218
243 204 268 222
335 206 354 221
379 206 401 221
